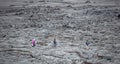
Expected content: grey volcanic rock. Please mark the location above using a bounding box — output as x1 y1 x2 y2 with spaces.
0 0 120 64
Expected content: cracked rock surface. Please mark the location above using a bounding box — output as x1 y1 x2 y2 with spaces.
0 0 120 64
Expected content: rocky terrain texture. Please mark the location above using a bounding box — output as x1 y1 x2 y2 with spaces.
0 0 120 64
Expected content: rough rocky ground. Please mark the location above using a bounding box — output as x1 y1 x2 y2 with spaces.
0 0 120 64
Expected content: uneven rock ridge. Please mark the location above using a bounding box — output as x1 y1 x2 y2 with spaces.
0 0 120 64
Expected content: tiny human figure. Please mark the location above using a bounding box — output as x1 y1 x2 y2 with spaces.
85 40 91 50
53 38 57 47
117 14 120 18
32 39 36 47
85 40 91 46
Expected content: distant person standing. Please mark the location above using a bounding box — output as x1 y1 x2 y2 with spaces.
85 40 92 50
85 40 91 46
32 39 36 47
53 38 57 47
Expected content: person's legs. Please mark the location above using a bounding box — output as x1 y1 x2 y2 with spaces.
32 43 35 47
